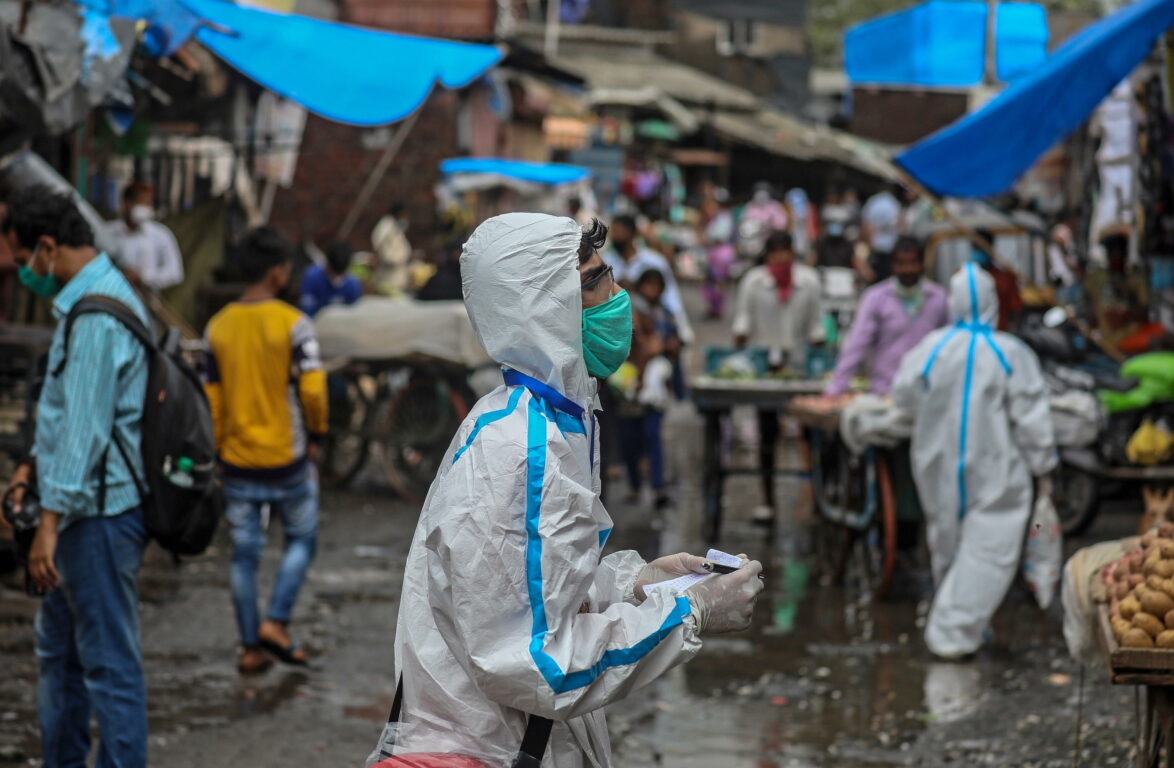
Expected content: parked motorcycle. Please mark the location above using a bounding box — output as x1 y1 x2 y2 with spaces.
1019 307 1174 536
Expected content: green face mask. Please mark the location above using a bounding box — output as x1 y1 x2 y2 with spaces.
582 289 632 378
18 244 60 298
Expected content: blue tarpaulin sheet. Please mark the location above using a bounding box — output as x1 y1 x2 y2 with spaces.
81 0 502 123
895 0 1174 198
440 158 591 185
845 1 1047 87
181 0 501 126
78 0 204 55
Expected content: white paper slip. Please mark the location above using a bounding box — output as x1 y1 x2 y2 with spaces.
644 549 745 596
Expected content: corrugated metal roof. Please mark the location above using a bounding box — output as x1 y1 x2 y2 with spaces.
550 47 760 110
674 0 804 27
699 106 899 181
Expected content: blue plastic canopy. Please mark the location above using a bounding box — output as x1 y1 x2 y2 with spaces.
440 158 591 185
845 1 1047 87
79 0 204 55
178 0 501 126
896 0 1174 198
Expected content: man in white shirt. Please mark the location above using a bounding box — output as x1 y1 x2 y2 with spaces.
731 231 824 522
602 214 693 344
860 186 903 284
110 181 184 292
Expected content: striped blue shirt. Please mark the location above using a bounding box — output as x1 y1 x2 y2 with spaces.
35 253 148 527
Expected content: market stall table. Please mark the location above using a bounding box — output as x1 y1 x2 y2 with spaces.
1097 603 1174 767
690 375 824 543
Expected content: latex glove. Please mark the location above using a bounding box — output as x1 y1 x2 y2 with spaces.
634 553 711 602
684 559 764 634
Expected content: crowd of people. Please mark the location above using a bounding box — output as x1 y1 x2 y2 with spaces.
591 180 1065 664
0 170 1167 767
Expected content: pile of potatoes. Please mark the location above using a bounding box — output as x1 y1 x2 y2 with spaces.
1107 523 1174 648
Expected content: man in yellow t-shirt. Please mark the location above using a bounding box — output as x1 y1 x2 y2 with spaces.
203 227 328 674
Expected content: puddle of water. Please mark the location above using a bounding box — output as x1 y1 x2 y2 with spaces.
607 431 940 767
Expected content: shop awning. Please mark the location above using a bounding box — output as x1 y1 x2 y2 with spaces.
551 46 759 128
90 0 502 125
701 107 900 182
182 0 502 125
895 0 1174 197
440 157 591 185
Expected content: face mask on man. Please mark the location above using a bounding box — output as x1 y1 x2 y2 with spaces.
18 243 61 298
581 289 633 378
130 204 154 225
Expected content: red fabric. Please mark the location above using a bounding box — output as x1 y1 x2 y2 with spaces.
371 755 490 767
989 266 1022 331
1120 322 1169 355
767 261 793 302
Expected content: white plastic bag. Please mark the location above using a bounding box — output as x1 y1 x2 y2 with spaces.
638 357 673 409
1023 494 1063 609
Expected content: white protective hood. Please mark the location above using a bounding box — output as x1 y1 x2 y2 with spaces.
462 213 594 406
948 261 999 327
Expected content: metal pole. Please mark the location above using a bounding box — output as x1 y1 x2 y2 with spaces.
985 0 999 85
544 0 560 59
335 109 421 242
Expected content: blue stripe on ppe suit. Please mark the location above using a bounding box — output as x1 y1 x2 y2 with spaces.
525 396 690 694
452 386 525 463
921 264 1012 518
506 368 586 435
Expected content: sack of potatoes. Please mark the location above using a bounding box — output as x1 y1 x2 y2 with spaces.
1110 523 1174 649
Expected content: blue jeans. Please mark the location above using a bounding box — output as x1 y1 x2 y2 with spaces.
618 409 666 493
224 468 319 646
36 507 148 768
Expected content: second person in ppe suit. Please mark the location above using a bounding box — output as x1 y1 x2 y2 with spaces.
374 214 763 767
891 263 1056 659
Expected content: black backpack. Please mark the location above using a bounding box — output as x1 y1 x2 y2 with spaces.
56 295 222 556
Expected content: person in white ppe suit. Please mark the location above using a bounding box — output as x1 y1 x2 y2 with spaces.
372 214 764 767
891 263 1056 659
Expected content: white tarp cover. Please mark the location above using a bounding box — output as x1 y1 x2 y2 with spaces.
314 297 491 367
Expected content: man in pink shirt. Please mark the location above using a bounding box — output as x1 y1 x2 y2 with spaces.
825 237 948 398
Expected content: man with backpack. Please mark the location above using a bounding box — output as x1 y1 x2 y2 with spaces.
1 187 152 768
203 227 328 674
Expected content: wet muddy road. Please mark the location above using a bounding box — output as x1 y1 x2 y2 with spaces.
0 406 1142 767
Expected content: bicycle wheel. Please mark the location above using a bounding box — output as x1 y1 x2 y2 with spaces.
379 376 470 503
807 430 868 587
842 453 881 602
845 452 898 603
872 453 898 601
320 371 371 489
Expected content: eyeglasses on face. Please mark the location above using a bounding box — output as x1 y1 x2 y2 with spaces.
581 264 613 293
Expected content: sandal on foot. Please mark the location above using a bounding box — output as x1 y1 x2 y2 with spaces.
238 647 273 675
259 638 310 666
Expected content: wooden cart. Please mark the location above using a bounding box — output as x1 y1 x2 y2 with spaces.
1098 604 1174 767
786 397 900 601
689 376 825 543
